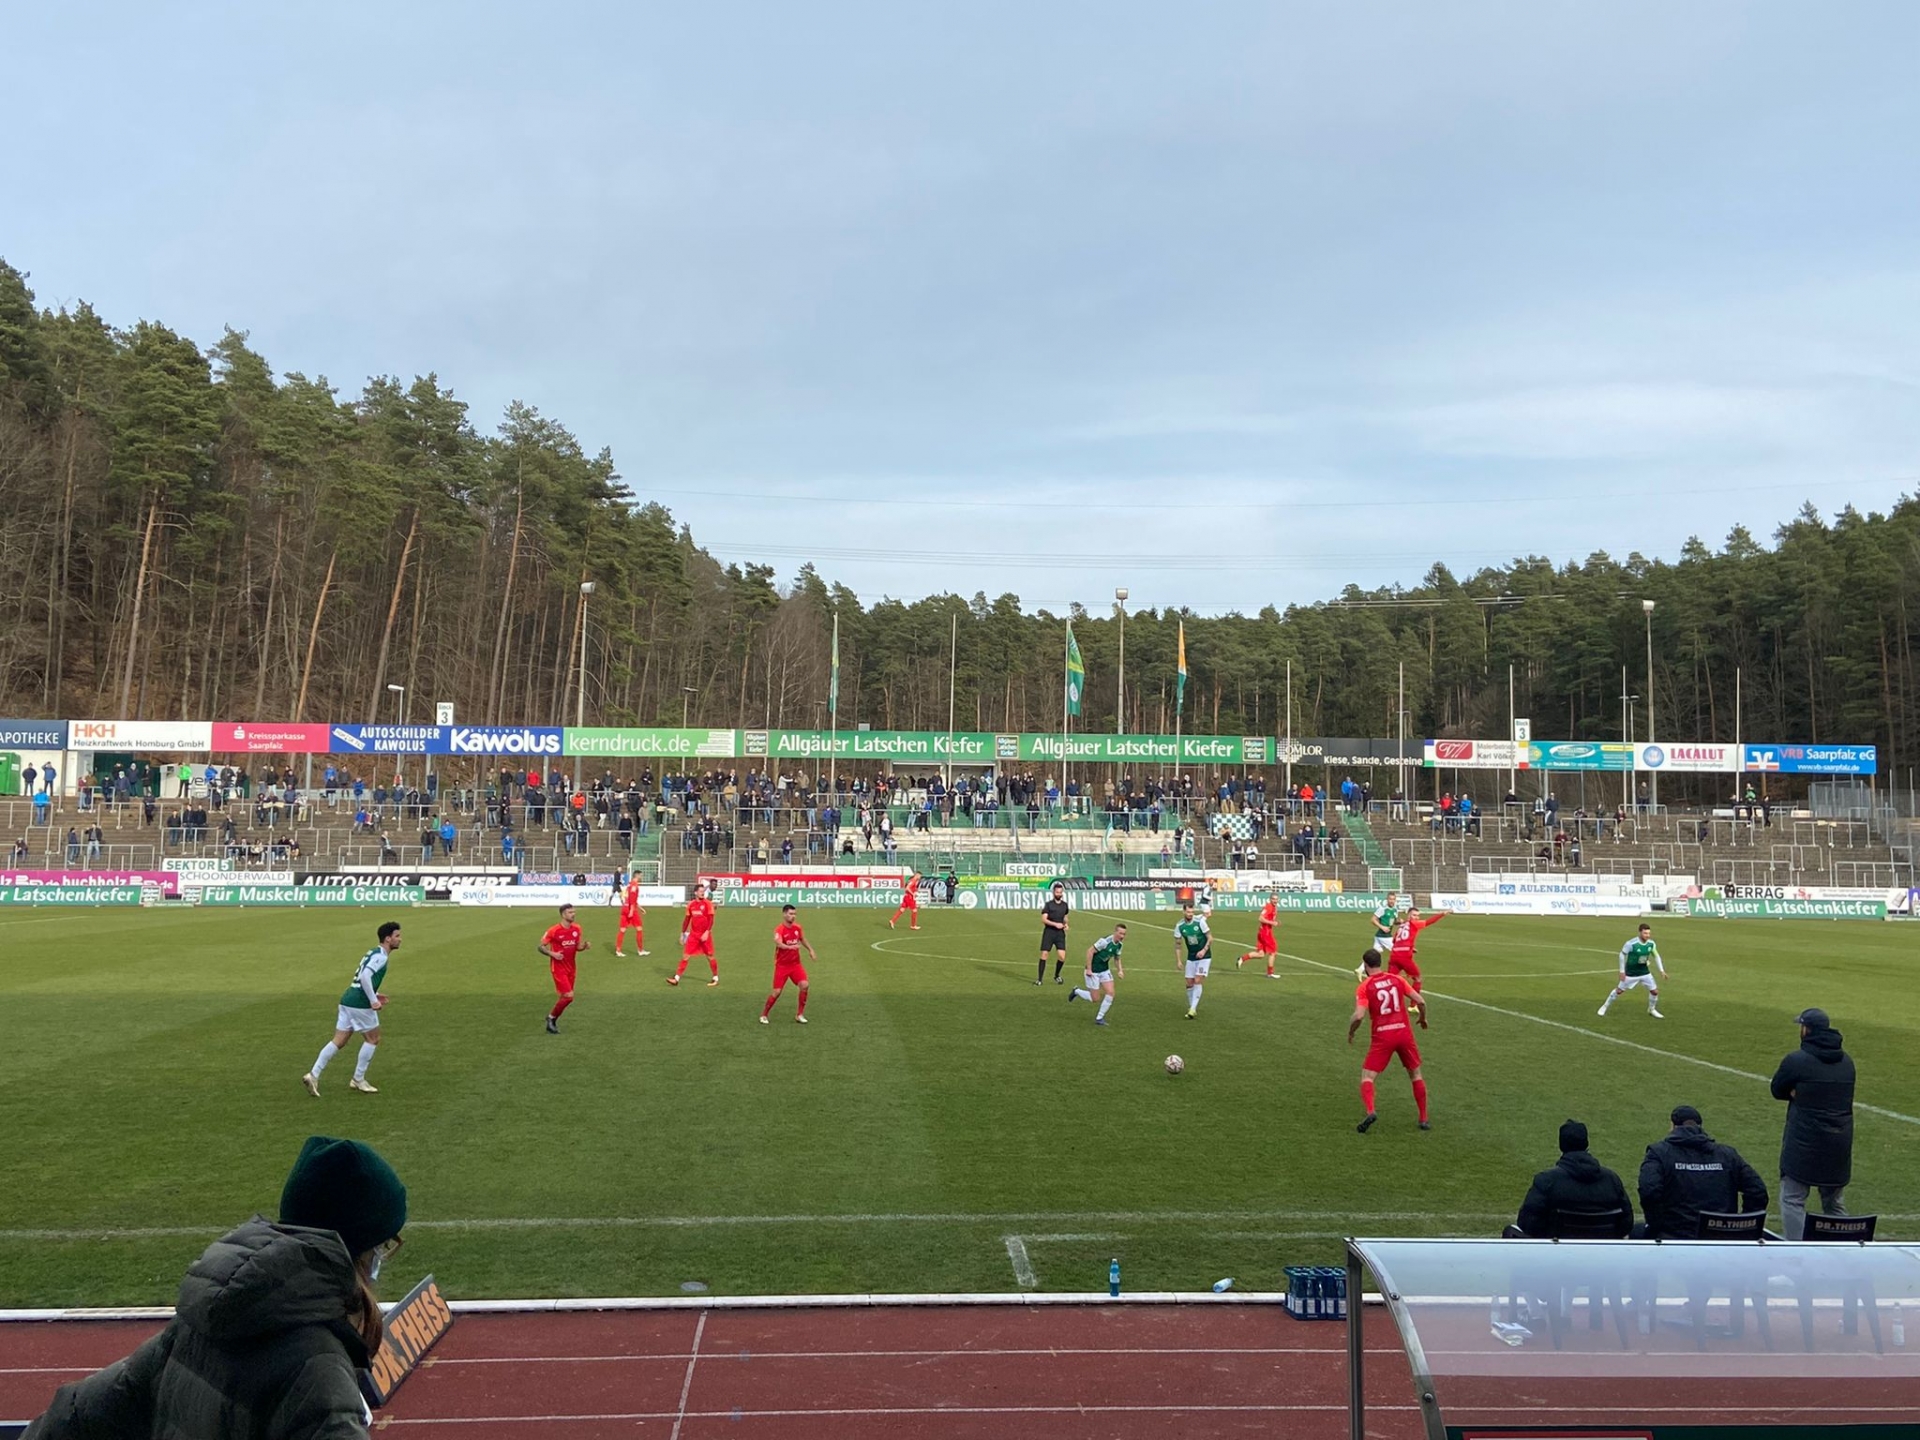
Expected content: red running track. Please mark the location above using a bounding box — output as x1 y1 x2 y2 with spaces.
7 1302 1917 1437
2 1306 1421 1439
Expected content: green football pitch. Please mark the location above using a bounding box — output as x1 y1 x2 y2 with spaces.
2 903 1913 1307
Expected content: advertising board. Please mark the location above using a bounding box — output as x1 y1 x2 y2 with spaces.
212 723 332 753
68 720 212 752
0 869 180 896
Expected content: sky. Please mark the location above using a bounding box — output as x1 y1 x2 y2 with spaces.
8 2 1920 614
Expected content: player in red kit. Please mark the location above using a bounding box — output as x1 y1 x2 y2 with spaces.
889 872 920 930
672 882 719 986
539 903 590 1034
1348 951 1430 1133
760 904 818 1024
1237 889 1281 977
614 876 648 956
1387 907 1445 990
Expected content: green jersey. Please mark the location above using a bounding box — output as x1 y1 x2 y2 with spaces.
341 946 389 1008
1088 935 1124 975
1373 905 1398 937
1619 938 1660 977
1176 916 1211 959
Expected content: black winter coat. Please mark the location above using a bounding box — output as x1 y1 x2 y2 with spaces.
25 1218 373 1440
1637 1126 1769 1240
1771 1028 1855 1186
1516 1151 1634 1237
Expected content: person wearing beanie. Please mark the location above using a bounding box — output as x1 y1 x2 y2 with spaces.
1771 1007 1856 1238
25 1136 406 1440
1514 1120 1633 1238
1637 1104 1768 1239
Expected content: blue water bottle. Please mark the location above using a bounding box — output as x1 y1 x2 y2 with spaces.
1108 1258 1121 1298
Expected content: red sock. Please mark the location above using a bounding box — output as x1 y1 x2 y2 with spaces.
1412 1079 1429 1123
1360 1078 1376 1114
550 995 574 1019
709 957 719 976
675 958 688 977
762 992 778 1017
797 986 808 1015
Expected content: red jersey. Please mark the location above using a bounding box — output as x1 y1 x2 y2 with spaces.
1259 899 1277 928
621 882 642 919
1390 913 1443 958
1357 973 1420 1036
543 922 584 964
774 920 806 963
685 896 715 938
901 877 919 906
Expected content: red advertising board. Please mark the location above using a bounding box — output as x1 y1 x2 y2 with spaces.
699 872 901 890
212 722 334 753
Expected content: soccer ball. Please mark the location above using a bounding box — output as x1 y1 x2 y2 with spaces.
1164 1055 1184 1075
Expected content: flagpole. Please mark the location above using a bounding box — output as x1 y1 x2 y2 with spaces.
1062 622 1071 839
828 609 839 848
946 610 957 800
1284 659 1293 795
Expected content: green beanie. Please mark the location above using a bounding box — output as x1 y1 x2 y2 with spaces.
278 1136 407 1259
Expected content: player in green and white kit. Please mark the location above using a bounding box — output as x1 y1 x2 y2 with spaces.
1068 923 1127 1026
1359 892 1401 978
1599 922 1666 1019
1174 902 1211 1018
303 920 402 1095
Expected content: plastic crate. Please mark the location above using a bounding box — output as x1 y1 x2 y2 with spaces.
1283 1265 1348 1320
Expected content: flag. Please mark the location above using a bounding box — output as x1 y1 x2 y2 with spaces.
828 612 840 718
1175 620 1188 715
1064 623 1085 718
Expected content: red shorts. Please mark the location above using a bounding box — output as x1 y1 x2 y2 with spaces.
1363 1031 1422 1074
900 896 917 910
620 911 641 928
1255 926 1277 955
550 960 577 994
1387 953 1421 983
683 934 715 957
773 958 808 988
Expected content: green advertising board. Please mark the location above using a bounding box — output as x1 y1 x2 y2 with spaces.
1527 740 1636 772
197 884 427 906
0 885 144 905
1018 734 1269 764
740 730 999 762
713 886 899 908
1677 896 1886 920
564 728 739 759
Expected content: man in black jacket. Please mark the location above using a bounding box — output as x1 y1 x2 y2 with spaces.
1637 1105 1768 1239
1771 1007 1856 1239
1516 1120 1633 1237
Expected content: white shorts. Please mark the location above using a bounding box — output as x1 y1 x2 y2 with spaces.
1085 969 1114 990
1615 973 1657 991
1184 957 1212 979
336 1005 381 1033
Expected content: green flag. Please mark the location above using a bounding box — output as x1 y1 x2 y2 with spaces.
1176 620 1188 715
828 612 840 718
1064 623 1084 718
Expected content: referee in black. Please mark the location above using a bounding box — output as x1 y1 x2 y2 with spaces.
1036 881 1072 985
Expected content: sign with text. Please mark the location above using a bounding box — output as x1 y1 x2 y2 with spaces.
742 729 998 762
198 883 426 906
1740 743 1878 775
365 1274 453 1406
0 884 145 905
0 718 69 749
565 727 738 759
327 724 443 754
68 720 212 752
1424 739 1518 769
212 722 333 753
0 869 180 896
1527 740 1636 772
1637 743 1740 773
1019 733 1264 765
436 725 564 757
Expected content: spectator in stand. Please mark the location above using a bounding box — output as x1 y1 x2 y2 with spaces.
1512 1120 1633 1237
65 826 80 864
23 763 38 796
1771 1007 1855 1239
439 816 456 857
41 761 56 795
22 1135 407 1440
418 823 436 866
378 831 398 866
31 788 51 827
12 836 28 863
500 826 516 864
1636 1104 1768 1239
86 823 103 863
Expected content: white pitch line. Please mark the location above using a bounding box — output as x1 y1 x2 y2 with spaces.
1271 946 1920 1129
0 1207 1506 1243
1003 1236 1037 1289
667 1310 705 1440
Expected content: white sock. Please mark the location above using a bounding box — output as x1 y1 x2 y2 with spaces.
1648 991 1659 1009
354 1043 376 1080
1096 995 1113 1021
1188 984 1202 1013
1072 987 1092 1001
311 1041 340 1076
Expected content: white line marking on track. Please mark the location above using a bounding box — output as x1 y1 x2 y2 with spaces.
667 1310 704 1440
1003 1235 1037 1288
427 1345 1362 1365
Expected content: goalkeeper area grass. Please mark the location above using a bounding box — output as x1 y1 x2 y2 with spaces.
2 903 1914 1306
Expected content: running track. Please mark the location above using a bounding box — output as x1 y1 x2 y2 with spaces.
5 1302 1917 1437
